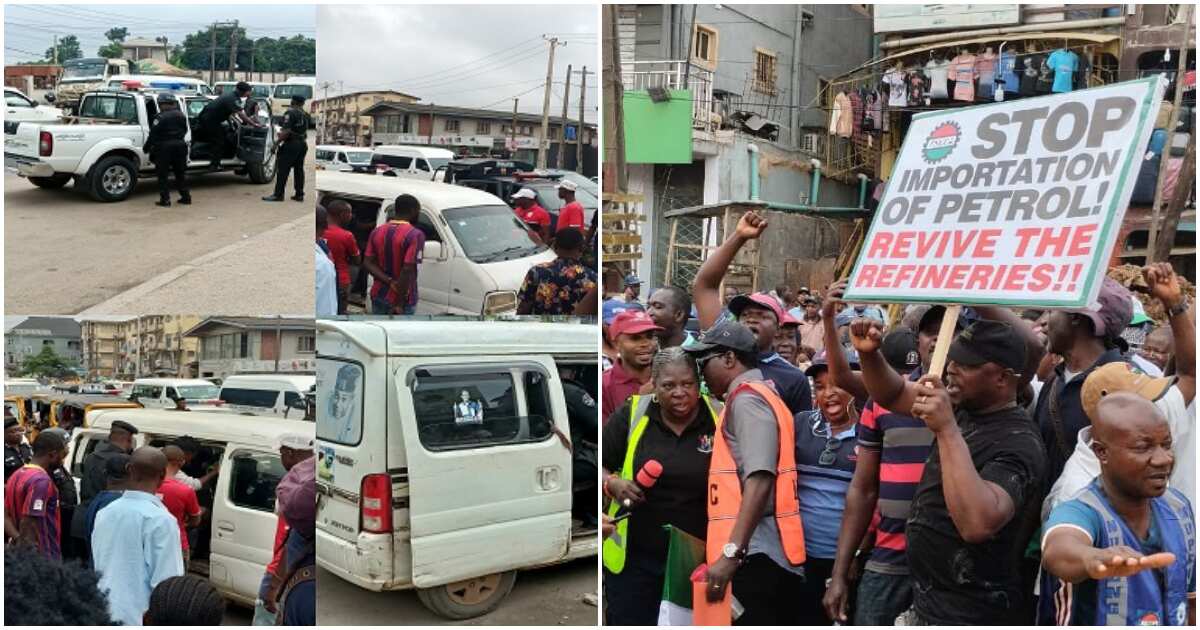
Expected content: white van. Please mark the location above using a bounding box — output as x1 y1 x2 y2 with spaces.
316 145 374 173
4 378 49 396
316 171 555 315
72 408 314 606
218 373 315 419
315 320 597 619
272 77 315 122
213 80 274 100
370 145 454 180
131 378 222 409
105 75 212 96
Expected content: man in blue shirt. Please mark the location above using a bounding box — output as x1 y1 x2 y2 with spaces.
92 446 184 626
1041 392 1194 626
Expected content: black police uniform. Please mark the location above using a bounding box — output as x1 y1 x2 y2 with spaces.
51 462 81 558
562 379 598 525
144 99 191 205
272 104 308 200
3 441 31 480
198 90 244 170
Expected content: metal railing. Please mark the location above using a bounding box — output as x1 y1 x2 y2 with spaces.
620 60 716 130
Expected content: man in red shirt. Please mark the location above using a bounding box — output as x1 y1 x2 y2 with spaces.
555 179 586 236
4 431 68 560
601 310 662 423
158 445 202 568
363 194 425 315
323 199 362 315
511 188 550 242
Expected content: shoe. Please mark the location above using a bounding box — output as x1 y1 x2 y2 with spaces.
291 194 305 202
262 195 284 202
178 195 192 205
156 199 171 207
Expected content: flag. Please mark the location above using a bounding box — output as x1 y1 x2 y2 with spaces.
657 525 705 626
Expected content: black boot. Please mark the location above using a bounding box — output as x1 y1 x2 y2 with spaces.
178 193 192 205
262 194 284 202
156 197 171 207
291 194 305 202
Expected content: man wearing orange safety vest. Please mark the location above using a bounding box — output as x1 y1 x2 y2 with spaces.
684 319 807 625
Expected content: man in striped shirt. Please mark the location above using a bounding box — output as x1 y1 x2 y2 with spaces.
4 431 68 560
363 194 425 315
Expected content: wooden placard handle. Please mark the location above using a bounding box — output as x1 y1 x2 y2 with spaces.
927 305 962 378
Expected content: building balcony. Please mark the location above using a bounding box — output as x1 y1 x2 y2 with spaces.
620 60 716 132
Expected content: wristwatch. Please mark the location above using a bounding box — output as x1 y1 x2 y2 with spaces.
1168 296 1190 319
722 542 747 563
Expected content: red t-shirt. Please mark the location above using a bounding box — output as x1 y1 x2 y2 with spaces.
515 204 550 230
157 477 201 551
322 224 360 286
557 201 586 234
265 515 290 576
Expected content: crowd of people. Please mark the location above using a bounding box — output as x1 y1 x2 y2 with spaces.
600 210 1195 626
3 416 317 626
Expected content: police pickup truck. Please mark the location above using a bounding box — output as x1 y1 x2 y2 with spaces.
4 89 275 202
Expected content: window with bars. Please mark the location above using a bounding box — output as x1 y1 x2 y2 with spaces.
444 119 460 132
692 25 718 68
477 120 491 134
754 48 778 95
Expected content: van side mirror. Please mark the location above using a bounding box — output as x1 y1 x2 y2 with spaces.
44 93 55 103
423 241 445 261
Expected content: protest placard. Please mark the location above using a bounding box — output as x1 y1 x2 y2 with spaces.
844 76 1166 309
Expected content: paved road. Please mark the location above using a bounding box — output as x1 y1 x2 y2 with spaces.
4 140 314 315
222 603 253 625
316 559 598 626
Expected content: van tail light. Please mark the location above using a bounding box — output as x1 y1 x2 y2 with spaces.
360 473 393 534
39 131 53 156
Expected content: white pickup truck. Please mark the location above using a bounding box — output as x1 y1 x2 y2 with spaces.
4 89 276 202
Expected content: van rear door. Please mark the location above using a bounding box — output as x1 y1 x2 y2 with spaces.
394 353 571 587
209 443 288 605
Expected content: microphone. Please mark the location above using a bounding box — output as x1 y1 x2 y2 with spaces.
617 459 663 515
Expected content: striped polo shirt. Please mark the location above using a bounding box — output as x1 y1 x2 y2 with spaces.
4 464 61 560
365 220 425 309
857 399 934 575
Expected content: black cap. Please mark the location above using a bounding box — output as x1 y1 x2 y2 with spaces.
682 319 758 354
5 416 19 428
291 94 306 105
805 348 861 378
881 328 921 373
111 420 139 435
947 320 1027 372
105 453 131 482
918 305 976 334
156 92 176 104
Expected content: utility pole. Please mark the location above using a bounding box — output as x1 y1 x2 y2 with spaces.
556 64 572 169
537 36 561 169
603 5 628 192
209 24 216 86
249 44 254 76
228 20 239 81
1147 3 1192 258
52 35 57 65
510 97 519 158
319 81 333 143
1152 132 1195 263
577 66 590 173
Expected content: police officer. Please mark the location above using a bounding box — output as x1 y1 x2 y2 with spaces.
560 366 598 527
41 427 80 558
144 92 191 207
197 80 262 172
263 94 309 202
3 414 31 480
70 419 138 563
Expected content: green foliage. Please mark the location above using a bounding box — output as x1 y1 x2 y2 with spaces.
98 26 129 58
104 27 128 43
45 35 82 62
20 346 77 379
175 26 314 74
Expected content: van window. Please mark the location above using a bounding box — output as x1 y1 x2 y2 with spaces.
316 358 364 445
220 387 280 408
71 434 105 477
228 450 286 513
133 384 163 400
373 154 412 170
316 149 333 161
336 152 348 163
408 365 553 451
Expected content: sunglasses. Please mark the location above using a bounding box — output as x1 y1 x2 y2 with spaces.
819 437 844 466
696 351 727 373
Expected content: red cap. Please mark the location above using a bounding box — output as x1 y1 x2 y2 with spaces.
729 292 786 324
609 310 663 342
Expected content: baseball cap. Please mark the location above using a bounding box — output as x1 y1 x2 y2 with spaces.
557 179 578 192
277 432 315 452
510 188 537 200
609 310 663 341
780 310 801 327
624 273 641 286
683 319 758 355
918 305 977 334
805 348 861 377
1081 362 1173 422
946 320 1026 372
1129 297 1153 326
729 292 785 323
881 328 921 373
156 92 176 104
1065 277 1133 339
602 298 644 325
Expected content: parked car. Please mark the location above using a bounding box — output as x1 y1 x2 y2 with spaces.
316 319 597 619
130 377 223 409
4 89 275 202
271 77 315 123
316 145 374 172
442 162 598 230
316 171 553 315
105 75 213 96
5 87 64 124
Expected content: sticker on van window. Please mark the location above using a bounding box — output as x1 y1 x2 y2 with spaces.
318 445 335 481
452 390 484 425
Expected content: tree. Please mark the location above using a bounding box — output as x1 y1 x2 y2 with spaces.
174 25 314 74
98 26 128 58
45 35 82 63
20 346 76 379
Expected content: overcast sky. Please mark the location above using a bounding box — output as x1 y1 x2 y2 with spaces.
4 4 315 66
317 4 598 122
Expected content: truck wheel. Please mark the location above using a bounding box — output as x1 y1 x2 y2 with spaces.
88 155 138 202
28 173 72 189
246 157 275 184
415 571 516 620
